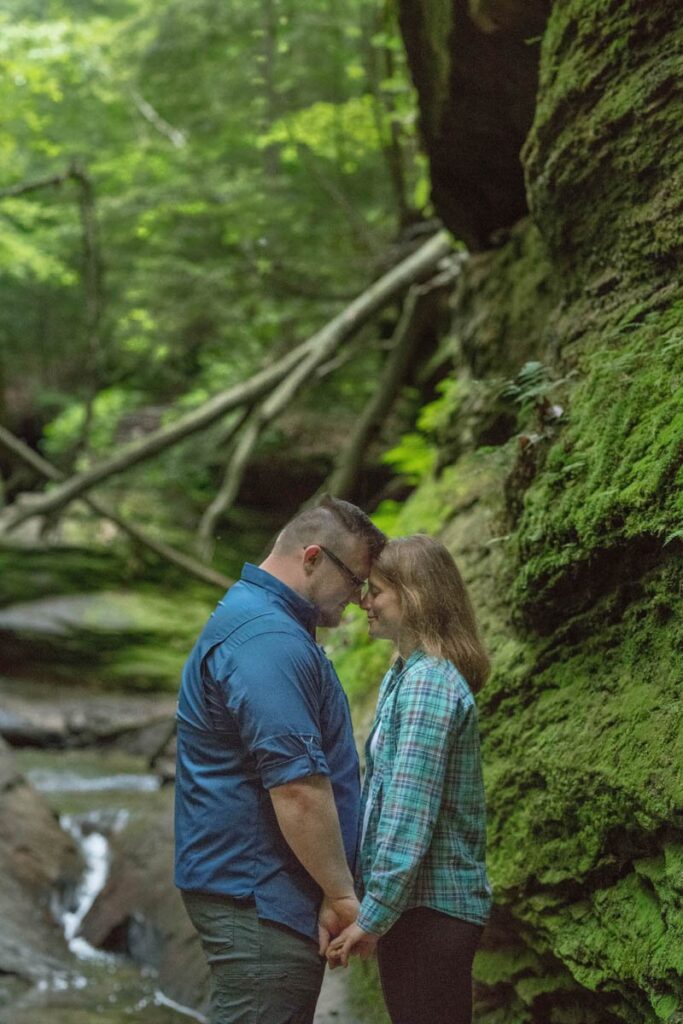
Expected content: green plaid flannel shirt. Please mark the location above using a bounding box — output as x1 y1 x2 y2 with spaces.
356 651 492 936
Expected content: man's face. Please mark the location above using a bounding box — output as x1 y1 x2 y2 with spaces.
307 538 372 628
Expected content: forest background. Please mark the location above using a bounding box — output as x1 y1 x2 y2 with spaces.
0 1 682 1023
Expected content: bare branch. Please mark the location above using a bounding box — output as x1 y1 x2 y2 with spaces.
0 167 75 199
130 89 187 148
0 427 231 591
195 406 254 561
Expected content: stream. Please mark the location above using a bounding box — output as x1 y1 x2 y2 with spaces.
8 747 206 1024
7 747 360 1024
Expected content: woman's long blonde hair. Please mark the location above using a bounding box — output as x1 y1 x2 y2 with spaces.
374 535 490 693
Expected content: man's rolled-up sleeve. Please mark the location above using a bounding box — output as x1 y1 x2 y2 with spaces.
209 630 330 789
252 732 329 789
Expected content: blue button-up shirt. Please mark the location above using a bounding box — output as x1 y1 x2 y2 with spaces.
174 564 360 942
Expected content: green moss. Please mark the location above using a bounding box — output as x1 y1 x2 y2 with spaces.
331 7 682 1019
513 297 683 617
523 1 682 284
474 946 545 987
0 583 215 691
0 543 133 607
435 219 558 380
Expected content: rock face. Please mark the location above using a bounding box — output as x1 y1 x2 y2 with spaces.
371 2 682 1022
0 578 214 691
80 786 210 1016
398 0 551 249
0 677 176 754
0 737 80 987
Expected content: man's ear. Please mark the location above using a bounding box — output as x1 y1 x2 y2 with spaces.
302 544 321 575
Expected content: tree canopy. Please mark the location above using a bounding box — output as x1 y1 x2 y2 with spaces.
0 0 438 568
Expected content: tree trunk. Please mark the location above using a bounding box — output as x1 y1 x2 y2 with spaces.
325 281 441 500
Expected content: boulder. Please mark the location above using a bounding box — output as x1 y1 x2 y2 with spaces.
0 677 176 760
80 785 210 1016
0 584 214 692
0 736 80 985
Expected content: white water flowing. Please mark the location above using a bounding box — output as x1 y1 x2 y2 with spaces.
28 764 208 1020
58 808 129 960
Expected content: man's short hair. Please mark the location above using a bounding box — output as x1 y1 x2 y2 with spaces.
274 495 385 559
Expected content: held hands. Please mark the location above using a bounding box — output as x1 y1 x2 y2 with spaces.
326 922 378 969
317 894 360 956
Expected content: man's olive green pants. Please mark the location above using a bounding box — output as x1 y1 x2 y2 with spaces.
182 891 325 1024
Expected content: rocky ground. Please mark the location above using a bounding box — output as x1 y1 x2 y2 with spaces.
0 735 80 1003
0 678 362 1023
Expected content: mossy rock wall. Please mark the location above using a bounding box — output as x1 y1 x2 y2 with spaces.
345 2 682 1022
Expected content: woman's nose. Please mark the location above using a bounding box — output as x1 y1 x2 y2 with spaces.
359 590 370 610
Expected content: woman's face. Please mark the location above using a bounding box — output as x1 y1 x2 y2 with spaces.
360 572 403 645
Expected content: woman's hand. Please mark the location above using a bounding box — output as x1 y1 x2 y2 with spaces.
326 922 378 968
317 894 360 955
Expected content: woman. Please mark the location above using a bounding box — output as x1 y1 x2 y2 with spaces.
327 535 492 1024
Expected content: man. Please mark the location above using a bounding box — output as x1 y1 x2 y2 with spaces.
174 495 385 1024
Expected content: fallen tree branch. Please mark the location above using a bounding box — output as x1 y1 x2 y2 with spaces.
195 406 255 560
0 426 231 591
0 167 76 199
2 230 452 531
194 344 331 557
325 281 441 500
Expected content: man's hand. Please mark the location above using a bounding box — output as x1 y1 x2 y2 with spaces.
318 894 360 955
270 776 358 955
326 922 378 968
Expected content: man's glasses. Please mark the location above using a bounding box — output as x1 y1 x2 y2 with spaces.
318 545 366 590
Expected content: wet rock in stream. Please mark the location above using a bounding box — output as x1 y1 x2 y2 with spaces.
0 737 81 988
80 785 210 1016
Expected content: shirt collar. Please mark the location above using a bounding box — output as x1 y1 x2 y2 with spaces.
241 563 318 636
392 650 426 676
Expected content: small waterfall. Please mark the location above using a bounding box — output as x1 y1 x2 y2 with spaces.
27 762 207 1021
57 808 129 960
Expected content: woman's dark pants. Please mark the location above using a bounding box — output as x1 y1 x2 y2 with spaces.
377 907 483 1024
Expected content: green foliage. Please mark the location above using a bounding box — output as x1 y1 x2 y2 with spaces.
41 386 144 462
348 959 390 1024
500 360 569 426
0 0 422 516
381 430 436 483
260 95 382 169
415 375 460 435
323 604 393 706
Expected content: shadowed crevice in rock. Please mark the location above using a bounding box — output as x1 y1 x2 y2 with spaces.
398 0 550 249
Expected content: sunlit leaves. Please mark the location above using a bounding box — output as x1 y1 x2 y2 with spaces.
0 224 77 285
42 385 145 462
260 95 382 165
